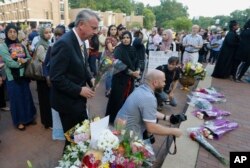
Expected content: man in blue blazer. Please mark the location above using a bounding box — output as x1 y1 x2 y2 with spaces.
50 9 100 147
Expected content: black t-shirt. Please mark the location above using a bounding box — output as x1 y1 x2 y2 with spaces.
156 64 180 92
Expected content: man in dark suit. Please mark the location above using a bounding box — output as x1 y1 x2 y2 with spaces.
50 9 100 147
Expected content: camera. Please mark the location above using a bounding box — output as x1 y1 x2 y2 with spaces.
170 113 187 124
143 130 155 144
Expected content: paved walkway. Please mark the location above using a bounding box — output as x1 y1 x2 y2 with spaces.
0 66 249 168
162 65 250 168
0 78 188 168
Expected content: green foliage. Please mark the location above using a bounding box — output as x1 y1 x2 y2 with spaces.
153 0 188 27
143 8 156 30
172 17 192 32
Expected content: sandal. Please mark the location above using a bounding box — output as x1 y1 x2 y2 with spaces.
17 124 25 131
0 107 10 111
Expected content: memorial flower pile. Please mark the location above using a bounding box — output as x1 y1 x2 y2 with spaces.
58 117 154 168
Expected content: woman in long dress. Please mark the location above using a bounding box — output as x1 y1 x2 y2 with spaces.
35 26 52 129
0 24 36 130
106 31 140 124
212 20 240 79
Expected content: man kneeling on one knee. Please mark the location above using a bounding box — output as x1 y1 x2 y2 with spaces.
115 69 183 143
155 56 180 110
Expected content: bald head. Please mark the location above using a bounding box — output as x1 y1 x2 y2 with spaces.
145 69 165 91
145 69 165 82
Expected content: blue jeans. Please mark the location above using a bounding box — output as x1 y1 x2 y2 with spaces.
105 70 112 91
88 56 97 76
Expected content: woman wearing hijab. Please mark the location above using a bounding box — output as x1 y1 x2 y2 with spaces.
0 23 36 130
160 29 173 52
105 31 140 124
35 26 52 129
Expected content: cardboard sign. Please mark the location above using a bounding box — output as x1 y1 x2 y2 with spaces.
148 51 179 70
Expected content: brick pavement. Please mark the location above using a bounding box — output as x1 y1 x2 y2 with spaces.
196 78 250 168
0 79 188 168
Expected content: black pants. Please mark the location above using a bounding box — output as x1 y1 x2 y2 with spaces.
0 81 6 108
37 80 52 128
59 111 88 149
237 62 250 79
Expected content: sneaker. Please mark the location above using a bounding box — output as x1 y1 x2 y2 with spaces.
169 98 177 107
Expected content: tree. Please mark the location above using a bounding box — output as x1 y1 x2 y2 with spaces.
143 8 155 30
172 17 192 32
153 0 188 27
133 2 144 15
192 16 214 29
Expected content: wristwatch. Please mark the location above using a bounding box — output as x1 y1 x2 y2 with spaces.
163 115 166 121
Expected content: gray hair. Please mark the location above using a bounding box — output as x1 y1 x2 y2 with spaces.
75 9 100 26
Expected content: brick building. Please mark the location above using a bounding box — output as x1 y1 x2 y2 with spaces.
0 0 70 26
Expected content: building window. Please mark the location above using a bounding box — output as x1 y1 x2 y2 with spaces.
46 11 49 19
60 4 64 11
60 13 64 20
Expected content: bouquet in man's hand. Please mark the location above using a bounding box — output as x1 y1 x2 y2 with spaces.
112 59 127 75
93 56 113 90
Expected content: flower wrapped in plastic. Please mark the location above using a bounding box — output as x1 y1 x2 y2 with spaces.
181 62 206 80
64 117 100 144
188 129 229 166
112 59 127 75
191 91 225 103
192 107 231 120
195 87 226 101
93 56 114 90
188 97 213 111
202 119 239 140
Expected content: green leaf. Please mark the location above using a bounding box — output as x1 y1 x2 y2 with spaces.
27 160 33 168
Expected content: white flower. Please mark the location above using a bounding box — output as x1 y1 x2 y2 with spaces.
97 129 119 151
73 159 82 167
70 165 78 168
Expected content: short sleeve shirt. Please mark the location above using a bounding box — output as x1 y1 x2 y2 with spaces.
115 84 157 139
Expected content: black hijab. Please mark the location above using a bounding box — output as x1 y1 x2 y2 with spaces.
5 23 19 47
115 31 137 70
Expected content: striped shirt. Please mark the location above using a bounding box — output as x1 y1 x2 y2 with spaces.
115 84 157 138
183 34 203 52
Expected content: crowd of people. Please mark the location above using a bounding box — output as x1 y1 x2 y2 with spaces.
0 9 249 154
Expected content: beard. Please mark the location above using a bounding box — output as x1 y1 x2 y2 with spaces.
155 87 164 93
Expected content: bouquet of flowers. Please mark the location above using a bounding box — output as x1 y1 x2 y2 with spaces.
58 117 155 168
192 107 231 120
181 62 206 80
93 56 113 90
81 130 154 168
93 57 127 90
190 92 226 103
188 130 229 166
195 87 225 99
64 118 100 144
188 97 213 111
202 119 239 140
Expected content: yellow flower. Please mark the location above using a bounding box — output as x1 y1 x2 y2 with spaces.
100 162 110 168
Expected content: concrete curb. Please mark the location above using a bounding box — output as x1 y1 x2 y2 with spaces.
161 64 214 168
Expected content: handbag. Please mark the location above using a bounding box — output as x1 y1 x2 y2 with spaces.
25 49 45 80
